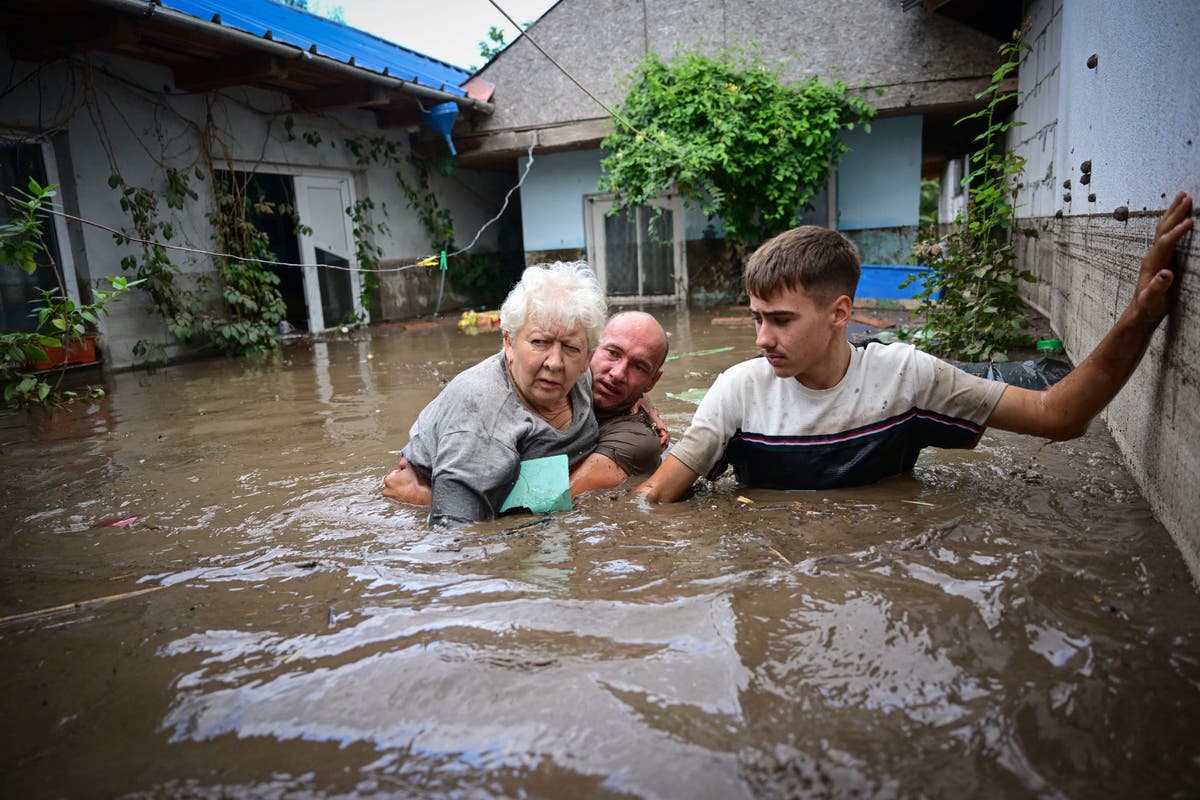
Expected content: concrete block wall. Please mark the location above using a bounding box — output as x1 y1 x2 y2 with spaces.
1016 213 1200 582
1012 0 1200 583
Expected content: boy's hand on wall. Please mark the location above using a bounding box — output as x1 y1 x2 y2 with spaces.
1135 191 1193 324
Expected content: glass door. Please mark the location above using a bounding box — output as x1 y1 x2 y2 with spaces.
293 175 364 331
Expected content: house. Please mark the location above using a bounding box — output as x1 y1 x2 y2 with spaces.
446 0 1017 305
0 0 516 368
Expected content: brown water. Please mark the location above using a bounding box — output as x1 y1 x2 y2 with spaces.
2 307 1199 799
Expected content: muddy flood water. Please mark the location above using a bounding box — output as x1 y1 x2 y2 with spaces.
3 306 1200 799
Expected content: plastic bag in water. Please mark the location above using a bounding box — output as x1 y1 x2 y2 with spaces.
952 356 1072 389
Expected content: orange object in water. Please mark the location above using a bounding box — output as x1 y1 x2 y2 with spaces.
27 333 98 371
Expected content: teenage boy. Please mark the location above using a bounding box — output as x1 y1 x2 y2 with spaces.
637 192 1194 503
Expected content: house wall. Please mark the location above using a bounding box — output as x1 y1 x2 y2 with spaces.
1010 0 1200 583
517 148 602 263
0 47 513 368
837 115 923 265
518 129 920 297
470 0 1005 136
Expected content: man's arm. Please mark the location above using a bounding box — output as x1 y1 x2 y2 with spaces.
568 453 630 496
382 456 432 505
387 452 624 503
635 454 702 503
987 191 1193 439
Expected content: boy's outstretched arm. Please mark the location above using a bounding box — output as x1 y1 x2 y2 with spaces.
635 454 701 503
987 191 1193 439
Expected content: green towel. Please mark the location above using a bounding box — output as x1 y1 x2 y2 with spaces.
499 454 572 514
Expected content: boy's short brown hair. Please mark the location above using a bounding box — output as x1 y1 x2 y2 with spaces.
743 226 861 306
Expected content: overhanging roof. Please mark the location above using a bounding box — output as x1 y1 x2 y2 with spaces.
0 0 495 127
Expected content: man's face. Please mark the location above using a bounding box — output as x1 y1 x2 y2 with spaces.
590 313 666 413
749 286 846 385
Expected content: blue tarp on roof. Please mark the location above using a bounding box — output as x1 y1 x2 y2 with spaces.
161 0 471 96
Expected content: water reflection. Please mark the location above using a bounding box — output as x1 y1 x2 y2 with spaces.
1 308 1199 798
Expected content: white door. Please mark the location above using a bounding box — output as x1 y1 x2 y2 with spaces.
586 192 687 304
293 175 365 331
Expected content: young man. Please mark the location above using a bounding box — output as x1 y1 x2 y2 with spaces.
637 191 1194 503
383 310 670 505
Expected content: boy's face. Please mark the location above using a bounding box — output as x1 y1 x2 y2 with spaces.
749 286 848 385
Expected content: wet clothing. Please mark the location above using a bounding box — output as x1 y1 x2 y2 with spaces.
594 409 662 477
669 342 1006 490
403 353 597 524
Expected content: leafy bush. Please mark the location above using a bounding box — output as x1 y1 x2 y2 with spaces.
600 47 875 246
906 28 1037 362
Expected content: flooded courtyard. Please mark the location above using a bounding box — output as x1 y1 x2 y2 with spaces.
2 306 1200 798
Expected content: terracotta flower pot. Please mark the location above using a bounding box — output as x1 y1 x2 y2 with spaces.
27 332 99 371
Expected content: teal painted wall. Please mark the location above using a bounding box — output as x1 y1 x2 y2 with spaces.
837 115 922 232
518 149 604 251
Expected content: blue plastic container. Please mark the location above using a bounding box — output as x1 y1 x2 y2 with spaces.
857 264 939 300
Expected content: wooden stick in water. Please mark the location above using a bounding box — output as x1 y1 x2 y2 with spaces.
0 585 165 626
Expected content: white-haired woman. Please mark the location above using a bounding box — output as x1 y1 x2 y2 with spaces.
385 261 608 525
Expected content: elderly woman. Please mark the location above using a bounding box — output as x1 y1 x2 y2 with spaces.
386 261 607 525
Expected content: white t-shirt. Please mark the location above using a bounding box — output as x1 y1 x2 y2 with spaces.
669 342 1007 489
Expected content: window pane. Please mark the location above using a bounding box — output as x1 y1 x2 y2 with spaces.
316 248 354 328
603 208 638 296
641 207 675 296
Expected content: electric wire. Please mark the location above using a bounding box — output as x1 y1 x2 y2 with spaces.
0 139 537 276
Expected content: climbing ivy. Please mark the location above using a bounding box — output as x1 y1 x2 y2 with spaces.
205 174 288 353
110 168 201 360
111 165 288 361
349 196 387 319
906 26 1036 362
600 47 876 246
342 132 520 304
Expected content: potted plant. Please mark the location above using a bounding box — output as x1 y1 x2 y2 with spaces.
2 179 139 405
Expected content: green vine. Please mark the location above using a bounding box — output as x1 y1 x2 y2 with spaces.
110 168 199 352
601 47 876 247
111 164 288 361
906 26 1036 362
349 196 387 318
206 174 288 353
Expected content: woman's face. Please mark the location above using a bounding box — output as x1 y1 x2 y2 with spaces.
503 319 591 415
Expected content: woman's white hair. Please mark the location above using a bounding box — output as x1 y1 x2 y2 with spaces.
499 261 607 348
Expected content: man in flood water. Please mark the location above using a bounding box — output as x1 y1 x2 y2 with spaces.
384 309 670 510
568 310 670 495
636 191 1194 503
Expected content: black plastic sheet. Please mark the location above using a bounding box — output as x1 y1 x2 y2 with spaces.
952 356 1072 389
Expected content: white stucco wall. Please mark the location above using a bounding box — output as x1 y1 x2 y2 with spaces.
517 149 604 252
1011 0 1200 584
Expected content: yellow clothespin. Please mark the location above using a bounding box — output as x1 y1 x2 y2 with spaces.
416 254 439 267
